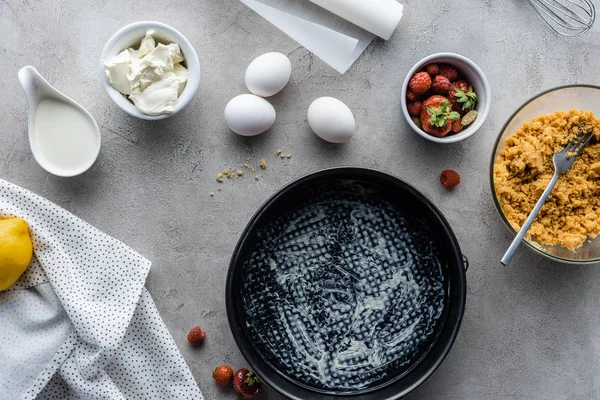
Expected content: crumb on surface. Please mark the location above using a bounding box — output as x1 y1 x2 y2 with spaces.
237 169 243 176
216 173 224 182
494 109 600 251
209 192 214 197
259 159 267 169
286 154 291 159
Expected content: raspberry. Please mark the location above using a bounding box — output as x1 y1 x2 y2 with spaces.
408 72 431 96
426 64 439 76
440 170 460 189
407 101 422 117
187 326 206 345
432 75 451 95
406 90 418 102
438 64 458 82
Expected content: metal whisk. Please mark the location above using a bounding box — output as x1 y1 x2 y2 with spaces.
525 0 596 36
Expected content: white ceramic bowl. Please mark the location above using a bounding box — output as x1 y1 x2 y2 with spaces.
401 53 491 143
100 21 200 120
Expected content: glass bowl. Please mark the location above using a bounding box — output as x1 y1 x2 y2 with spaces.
490 85 600 264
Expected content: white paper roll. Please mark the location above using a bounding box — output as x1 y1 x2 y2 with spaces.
309 0 403 40
239 0 375 74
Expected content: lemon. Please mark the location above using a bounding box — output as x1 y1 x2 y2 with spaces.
0 218 33 291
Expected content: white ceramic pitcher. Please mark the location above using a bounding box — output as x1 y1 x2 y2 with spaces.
18 66 101 177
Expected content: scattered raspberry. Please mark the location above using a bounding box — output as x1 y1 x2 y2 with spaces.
438 64 458 82
426 63 439 76
187 326 206 345
408 72 432 96
407 101 422 117
451 119 463 134
440 170 460 189
213 365 234 387
406 90 418 102
432 75 451 95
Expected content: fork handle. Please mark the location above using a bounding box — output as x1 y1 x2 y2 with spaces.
501 172 560 265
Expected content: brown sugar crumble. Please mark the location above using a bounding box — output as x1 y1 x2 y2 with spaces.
210 149 291 194
494 110 600 251
276 149 292 160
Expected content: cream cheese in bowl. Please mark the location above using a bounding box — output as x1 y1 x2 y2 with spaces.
103 30 190 115
100 21 200 120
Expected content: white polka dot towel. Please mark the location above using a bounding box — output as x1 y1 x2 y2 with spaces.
0 179 204 400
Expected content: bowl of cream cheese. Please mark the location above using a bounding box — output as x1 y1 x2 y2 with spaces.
100 21 200 120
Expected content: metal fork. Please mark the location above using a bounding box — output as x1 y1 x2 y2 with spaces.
501 128 595 265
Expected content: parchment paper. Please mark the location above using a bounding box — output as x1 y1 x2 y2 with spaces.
238 0 375 74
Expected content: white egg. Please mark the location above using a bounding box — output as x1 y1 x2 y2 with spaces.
307 97 356 143
225 94 276 136
245 52 292 97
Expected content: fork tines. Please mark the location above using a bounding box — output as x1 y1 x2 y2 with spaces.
565 129 595 157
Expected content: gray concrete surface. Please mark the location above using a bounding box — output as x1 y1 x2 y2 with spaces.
1 0 600 399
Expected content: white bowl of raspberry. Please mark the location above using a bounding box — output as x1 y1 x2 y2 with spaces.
401 53 491 143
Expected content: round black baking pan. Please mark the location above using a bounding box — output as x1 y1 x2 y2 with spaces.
226 167 467 400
